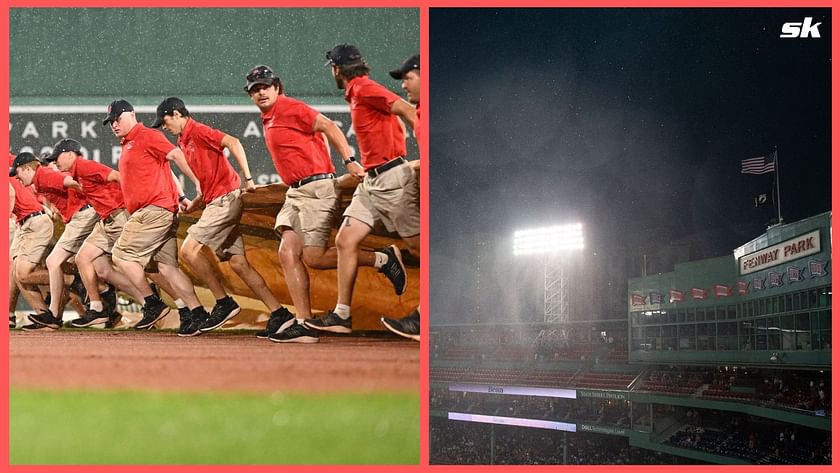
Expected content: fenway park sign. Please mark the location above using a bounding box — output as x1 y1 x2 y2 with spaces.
739 230 821 276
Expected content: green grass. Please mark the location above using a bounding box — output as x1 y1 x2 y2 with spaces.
10 389 419 465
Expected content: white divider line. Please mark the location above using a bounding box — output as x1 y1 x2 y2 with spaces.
10 104 349 114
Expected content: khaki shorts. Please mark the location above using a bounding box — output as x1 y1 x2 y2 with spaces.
274 178 338 248
188 189 245 261
84 209 129 254
112 206 179 267
13 213 54 264
56 206 100 254
344 161 420 237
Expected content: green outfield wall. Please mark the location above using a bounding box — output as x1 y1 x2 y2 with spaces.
10 8 420 192
10 8 419 102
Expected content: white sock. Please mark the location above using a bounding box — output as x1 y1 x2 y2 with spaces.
334 304 351 319
174 299 186 309
373 251 388 269
89 300 104 312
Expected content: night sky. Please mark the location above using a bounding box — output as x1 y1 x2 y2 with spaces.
430 9 831 324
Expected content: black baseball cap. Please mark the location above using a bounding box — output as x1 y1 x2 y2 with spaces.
389 54 420 79
9 152 39 177
325 44 364 67
151 97 188 128
102 99 134 125
244 65 279 92
46 138 82 163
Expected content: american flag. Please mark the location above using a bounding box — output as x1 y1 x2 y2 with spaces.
737 281 749 295
741 153 776 175
753 277 765 290
691 287 707 300
631 293 646 306
768 271 783 287
787 266 802 282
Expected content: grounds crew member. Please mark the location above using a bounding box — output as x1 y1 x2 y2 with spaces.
12 151 98 328
379 52 422 341
306 44 418 335
244 64 406 343
152 96 289 336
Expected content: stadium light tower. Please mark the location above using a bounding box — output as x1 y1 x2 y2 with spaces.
513 223 584 324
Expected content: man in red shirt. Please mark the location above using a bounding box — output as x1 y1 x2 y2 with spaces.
11 150 99 328
390 54 421 146
103 99 208 331
50 138 151 328
244 64 406 343
8 152 54 326
151 96 288 336
306 45 419 335
380 52 422 341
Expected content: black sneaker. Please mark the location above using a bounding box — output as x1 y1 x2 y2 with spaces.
199 296 241 332
9 314 15 329
268 321 320 343
101 284 117 313
255 307 296 339
22 322 52 331
377 245 407 295
134 297 171 330
71 307 110 327
104 310 122 329
176 307 195 337
182 307 209 336
381 310 420 341
304 311 352 334
29 309 62 329
69 272 87 302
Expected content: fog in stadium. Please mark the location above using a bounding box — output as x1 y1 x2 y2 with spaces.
430 9 831 465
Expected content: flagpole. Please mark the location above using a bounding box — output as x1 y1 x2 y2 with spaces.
774 146 782 224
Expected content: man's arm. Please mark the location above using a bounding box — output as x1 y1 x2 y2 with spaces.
165 147 202 199
9 183 15 215
313 114 364 178
106 170 120 183
390 98 418 132
220 134 256 192
62 175 84 192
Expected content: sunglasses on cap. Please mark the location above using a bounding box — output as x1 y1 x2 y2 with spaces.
246 66 276 82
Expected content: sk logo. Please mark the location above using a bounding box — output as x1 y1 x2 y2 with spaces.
780 17 822 38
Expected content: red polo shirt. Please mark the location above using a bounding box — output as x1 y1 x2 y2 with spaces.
178 118 240 203
118 123 179 213
261 95 334 185
33 166 85 223
344 75 407 170
70 158 125 219
10 177 43 223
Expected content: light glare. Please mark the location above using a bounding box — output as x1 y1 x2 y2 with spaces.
513 223 584 256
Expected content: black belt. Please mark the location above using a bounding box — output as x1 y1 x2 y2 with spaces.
367 157 406 178
20 210 45 225
103 208 127 224
79 203 93 212
291 173 335 189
